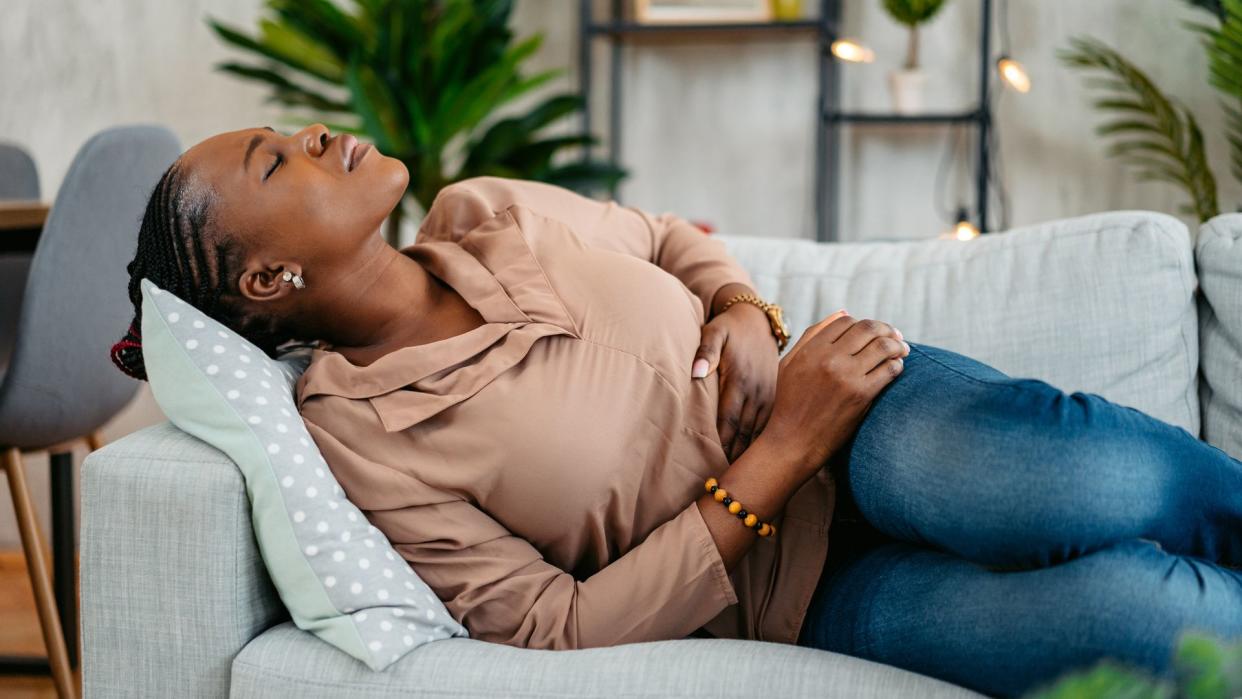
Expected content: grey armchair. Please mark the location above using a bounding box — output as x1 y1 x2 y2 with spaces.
0 141 41 378
1 125 180 697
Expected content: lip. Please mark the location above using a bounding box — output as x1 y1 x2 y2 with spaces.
349 143 371 172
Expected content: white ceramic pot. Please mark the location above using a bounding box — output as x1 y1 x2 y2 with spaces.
887 69 928 115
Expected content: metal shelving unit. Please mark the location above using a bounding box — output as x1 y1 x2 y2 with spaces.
579 0 996 241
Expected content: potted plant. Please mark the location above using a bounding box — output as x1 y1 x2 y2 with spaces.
208 0 626 246
881 0 948 113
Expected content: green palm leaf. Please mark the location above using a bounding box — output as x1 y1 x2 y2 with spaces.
1187 0 1242 184
216 63 352 113
1059 36 1219 222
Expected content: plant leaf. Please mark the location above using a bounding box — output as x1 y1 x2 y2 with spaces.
216 62 352 113
1197 0 1242 188
1059 35 1219 222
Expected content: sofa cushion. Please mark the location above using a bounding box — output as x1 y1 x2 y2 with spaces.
1197 214 1242 459
231 622 981 699
139 280 468 672
717 211 1200 433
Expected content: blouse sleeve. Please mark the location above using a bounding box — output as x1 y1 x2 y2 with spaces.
415 176 757 318
300 397 739 650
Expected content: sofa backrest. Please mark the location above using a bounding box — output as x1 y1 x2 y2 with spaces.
1197 214 1242 460
716 211 1201 435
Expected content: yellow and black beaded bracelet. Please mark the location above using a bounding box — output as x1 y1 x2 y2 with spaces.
704 477 777 538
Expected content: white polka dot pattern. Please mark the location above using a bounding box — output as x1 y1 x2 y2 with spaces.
140 279 467 672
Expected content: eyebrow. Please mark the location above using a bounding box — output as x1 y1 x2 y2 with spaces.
243 126 278 172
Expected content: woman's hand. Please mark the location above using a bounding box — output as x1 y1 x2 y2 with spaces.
757 311 910 478
691 302 780 462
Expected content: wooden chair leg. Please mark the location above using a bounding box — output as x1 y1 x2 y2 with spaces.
3 448 78 699
84 431 104 452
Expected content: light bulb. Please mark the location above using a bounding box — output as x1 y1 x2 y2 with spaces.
997 56 1031 93
953 218 980 241
939 209 981 240
831 39 875 64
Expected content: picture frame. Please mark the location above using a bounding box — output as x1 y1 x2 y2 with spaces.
631 0 773 23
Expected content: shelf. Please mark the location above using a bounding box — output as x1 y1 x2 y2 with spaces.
587 19 823 38
828 110 983 125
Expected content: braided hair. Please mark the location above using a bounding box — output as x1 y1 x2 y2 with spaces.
110 160 295 380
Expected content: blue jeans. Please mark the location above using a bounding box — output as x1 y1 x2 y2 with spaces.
794 343 1242 698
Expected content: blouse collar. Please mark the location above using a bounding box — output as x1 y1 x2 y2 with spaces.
295 206 579 431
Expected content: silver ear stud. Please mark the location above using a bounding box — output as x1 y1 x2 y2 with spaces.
281 270 306 290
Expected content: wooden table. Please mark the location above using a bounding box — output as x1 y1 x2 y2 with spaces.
0 201 49 253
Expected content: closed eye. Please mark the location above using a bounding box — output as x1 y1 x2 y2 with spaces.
264 154 283 181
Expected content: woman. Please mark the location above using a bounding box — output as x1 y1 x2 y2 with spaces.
109 125 1241 697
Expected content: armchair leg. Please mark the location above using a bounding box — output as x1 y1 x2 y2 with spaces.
3 448 77 699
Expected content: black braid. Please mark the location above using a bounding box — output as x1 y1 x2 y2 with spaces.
111 160 295 380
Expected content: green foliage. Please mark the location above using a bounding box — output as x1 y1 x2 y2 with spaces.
1024 633 1242 699
880 0 948 27
1059 36 1219 223
1186 0 1242 183
208 0 626 221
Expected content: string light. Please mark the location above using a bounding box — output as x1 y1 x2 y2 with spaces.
997 56 1031 93
831 39 875 63
939 208 980 241
995 0 1030 93
953 217 981 240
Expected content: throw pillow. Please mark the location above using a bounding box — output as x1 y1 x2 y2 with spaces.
138 278 469 671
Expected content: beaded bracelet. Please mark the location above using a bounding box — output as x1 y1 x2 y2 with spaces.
704 477 777 538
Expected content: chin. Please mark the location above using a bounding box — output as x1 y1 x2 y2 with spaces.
376 154 410 207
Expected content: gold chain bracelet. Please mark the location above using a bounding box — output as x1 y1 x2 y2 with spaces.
718 293 790 352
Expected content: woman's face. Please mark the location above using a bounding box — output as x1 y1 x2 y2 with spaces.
177 123 409 302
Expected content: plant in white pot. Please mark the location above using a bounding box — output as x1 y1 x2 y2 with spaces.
882 0 948 114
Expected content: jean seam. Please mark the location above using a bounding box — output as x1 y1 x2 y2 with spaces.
909 344 1050 396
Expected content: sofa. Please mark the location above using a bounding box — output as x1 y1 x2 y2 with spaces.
81 210 1241 698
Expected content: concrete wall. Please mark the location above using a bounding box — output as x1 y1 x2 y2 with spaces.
0 0 1233 547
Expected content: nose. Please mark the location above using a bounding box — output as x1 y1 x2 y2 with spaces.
294 123 330 157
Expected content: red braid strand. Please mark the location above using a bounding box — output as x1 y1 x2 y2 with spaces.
110 322 145 380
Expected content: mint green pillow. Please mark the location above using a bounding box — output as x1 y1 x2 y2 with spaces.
139 279 468 671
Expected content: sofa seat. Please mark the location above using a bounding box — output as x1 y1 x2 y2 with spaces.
230 622 979 698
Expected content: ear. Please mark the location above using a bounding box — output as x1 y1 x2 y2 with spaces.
238 260 302 303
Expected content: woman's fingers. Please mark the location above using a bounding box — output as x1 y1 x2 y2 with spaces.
731 396 760 462
754 396 774 438
781 309 849 368
716 380 746 457
858 333 910 372
835 318 901 355
866 356 905 386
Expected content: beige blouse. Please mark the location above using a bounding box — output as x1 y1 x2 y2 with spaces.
296 176 835 650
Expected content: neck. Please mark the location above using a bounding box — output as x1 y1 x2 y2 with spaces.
314 234 442 353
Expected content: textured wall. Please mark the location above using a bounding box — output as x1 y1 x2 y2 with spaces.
596 0 1241 240
0 0 1234 548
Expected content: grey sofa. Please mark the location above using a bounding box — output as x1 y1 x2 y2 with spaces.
81 210 1239 698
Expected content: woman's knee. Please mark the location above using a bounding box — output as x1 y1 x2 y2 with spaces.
804 540 1242 697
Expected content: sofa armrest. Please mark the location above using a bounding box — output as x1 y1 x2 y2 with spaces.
82 421 288 698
